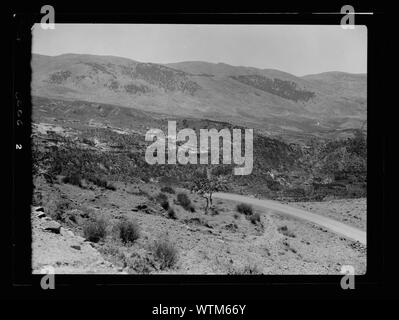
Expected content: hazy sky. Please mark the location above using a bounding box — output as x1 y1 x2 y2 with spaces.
32 24 367 76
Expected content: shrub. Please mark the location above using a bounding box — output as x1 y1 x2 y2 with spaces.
87 175 116 190
278 225 296 238
116 219 140 244
62 173 82 187
156 193 169 210
160 186 175 194
125 253 152 274
236 203 253 215
99 241 125 265
83 218 107 242
87 175 108 188
227 264 262 275
153 238 178 269
210 206 220 216
52 199 71 222
177 193 195 212
249 212 261 225
137 189 154 201
167 207 177 219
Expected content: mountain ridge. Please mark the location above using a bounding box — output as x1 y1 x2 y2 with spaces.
31 53 367 136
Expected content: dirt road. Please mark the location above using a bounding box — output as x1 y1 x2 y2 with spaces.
213 192 366 245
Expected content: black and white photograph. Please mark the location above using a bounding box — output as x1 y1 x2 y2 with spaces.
28 23 368 275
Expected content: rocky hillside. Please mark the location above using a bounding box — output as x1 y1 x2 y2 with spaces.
32 96 366 201
31 54 367 136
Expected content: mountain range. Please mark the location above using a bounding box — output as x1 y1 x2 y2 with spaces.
31 53 367 137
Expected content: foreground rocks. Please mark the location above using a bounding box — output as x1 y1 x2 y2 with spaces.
31 206 124 274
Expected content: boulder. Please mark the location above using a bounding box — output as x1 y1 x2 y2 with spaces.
34 206 44 212
43 220 61 234
36 212 46 219
60 227 74 237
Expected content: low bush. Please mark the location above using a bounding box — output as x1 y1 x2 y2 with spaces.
87 175 108 188
248 212 261 225
125 253 152 274
62 173 82 187
52 199 71 222
227 264 262 275
156 193 170 210
153 238 178 269
83 218 107 242
160 186 175 194
87 175 116 191
278 225 296 238
167 207 177 219
210 206 220 216
236 203 253 215
116 219 140 244
177 193 195 212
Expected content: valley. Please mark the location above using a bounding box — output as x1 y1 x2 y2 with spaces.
31 94 367 274
30 53 367 275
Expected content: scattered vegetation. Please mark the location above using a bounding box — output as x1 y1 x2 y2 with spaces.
278 225 296 238
190 168 225 214
230 74 315 102
248 212 261 225
99 241 126 265
62 173 82 187
167 207 177 220
236 203 260 224
116 219 140 244
32 96 367 202
160 186 175 194
87 175 116 190
124 252 153 274
83 218 107 243
52 198 72 222
177 193 195 212
152 237 178 269
210 206 220 216
236 203 253 216
227 264 263 275
156 193 170 210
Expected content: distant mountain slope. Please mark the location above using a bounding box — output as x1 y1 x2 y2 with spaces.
302 71 367 97
31 54 366 135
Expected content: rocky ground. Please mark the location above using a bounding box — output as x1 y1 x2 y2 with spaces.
32 176 367 275
32 206 123 274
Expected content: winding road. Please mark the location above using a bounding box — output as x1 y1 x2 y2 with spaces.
213 192 366 245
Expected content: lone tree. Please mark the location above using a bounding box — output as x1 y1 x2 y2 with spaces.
190 166 226 214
